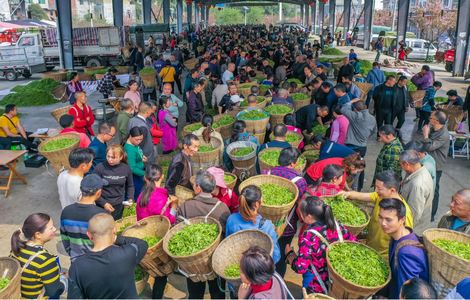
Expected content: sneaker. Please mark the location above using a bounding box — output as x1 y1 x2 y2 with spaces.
122 200 133 207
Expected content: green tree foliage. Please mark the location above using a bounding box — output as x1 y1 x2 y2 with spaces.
28 3 48 20
246 7 264 24
214 8 243 25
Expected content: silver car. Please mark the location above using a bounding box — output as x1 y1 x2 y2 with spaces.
406 39 437 61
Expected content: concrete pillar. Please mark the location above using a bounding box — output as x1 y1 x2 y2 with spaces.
163 0 171 24
453 0 470 76
143 0 152 24
187 2 192 26
343 0 351 39
328 0 335 35
112 0 123 27
195 2 200 31
319 2 324 32
205 6 210 24
363 0 373 50
176 0 183 34
300 4 304 26
55 0 74 69
312 3 316 33
305 5 310 28
396 0 410 55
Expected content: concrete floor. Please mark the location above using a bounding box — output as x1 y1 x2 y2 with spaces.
0 47 469 298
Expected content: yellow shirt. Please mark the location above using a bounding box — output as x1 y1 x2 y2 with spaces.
367 192 414 258
159 66 176 83
0 114 19 137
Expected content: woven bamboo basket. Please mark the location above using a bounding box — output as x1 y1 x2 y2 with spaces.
116 65 130 74
224 172 237 190
183 58 198 70
303 289 335 300
182 123 203 138
258 147 306 174
423 229 470 297
302 130 315 144
301 149 320 167
135 269 149 295
212 229 273 287
409 90 426 108
292 94 311 111
39 133 80 174
115 215 137 235
266 104 294 128
232 97 268 114
237 112 270 144
122 215 177 277
175 185 195 206
191 137 223 170
51 105 71 123
0 257 21 299
162 217 222 283
226 141 258 170
238 175 299 225
109 98 122 112
237 82 259 98
439 106 465 131
269 130 304 148
52 84 68 102
78 72 93 81
355 82 373 96
326 241 391 299
114 87 127 98
42 71 67 81
213 114 236 140
140 72 156 88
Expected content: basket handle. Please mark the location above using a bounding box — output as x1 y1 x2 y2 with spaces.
177 215 191 225
121 220 148 235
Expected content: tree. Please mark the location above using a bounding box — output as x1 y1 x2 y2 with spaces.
410 0 457 43
214 8 243 25
373 9 393 27
246 7 264 24
28 3 48 20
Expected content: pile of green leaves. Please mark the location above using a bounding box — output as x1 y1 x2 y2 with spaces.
224 173 236 184
328 243 389 287
259 149 281 166
312 123 327 136
434 97 447 104
240 96 265 107
238 110 269 120
224 263 241 278
213 115 235 128
139 66 156 75
265 104 293 115
3 78 61 106
302 150 319 162
260 183 295 206
41 138 77 152
291 93 310 101
0 277 10 291
259 84 270 94
122 204 137 218
185 123 203 132
117 221 133 235
134 266 145 281
433 239 470 260
198 145 215 152
359 60 373 75
84 68 107 76
319 57 343 63
142 236 162 247
407 82 417 92
168 223 219 256
204 107 217 116
238 82 256 89
286 132 302 143
287 78 303 85
323 195 368 226
231 147 253 157
322 47 346 55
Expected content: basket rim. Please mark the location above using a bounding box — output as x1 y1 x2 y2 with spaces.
265 104 294 116
38 133 80 153
227 141 258 161
224 172 237 185
236 110 270 121
122 215 170 250
320 195 371 228
423 228 470 262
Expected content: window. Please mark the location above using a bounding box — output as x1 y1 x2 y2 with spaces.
412 41 422 49
38 0 45 4
19 37 35 46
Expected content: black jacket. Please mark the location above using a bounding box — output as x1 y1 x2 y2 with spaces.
94 161 135 206
337 64 355 83
393 85 410 113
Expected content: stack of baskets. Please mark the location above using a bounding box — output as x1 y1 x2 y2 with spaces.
163 217 222 282
226 141 258 178
237 111 270 144
191 137 223 170
51 105 72 123
0 257 21 299
355 82 373 102
267 104 294 128
42 71 67 81
122 216 177 277
39 133 80 174
409 90 426 108
423 229 470 298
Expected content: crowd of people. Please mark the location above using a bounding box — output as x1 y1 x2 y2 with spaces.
5 24 470 299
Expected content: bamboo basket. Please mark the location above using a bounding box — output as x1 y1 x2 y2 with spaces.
51 105 71 123
162 217 222 283
303 130 314 144
191 137 223 170
183 58 198 70
303 289 335 300
135 270 149 295
237 111 270 144
52 84 68 102
0 257 21 299
39 133 80 174
355 82 373 102
321 196 370 236
109 98 122 112
301 149 320 167
231 97 268 114
140 72 156 88
224 172 237 190
122 215 177 277
95 73 105 80
326 241 391 299
409 90 426 108
182 123 202 138
266 104 294 128
269 130 304 148
226 141 258 171
78 72 93 81
292 95 311 111
42 71 67 81
213 114 236 140
258 147 306 174
175 185 195 206
238 175 299 225
423 229 470 297
116 66 130 74
236 82 259 98
438 106 465 131
115 215 137 235
114 87 127 98
212 229 273 287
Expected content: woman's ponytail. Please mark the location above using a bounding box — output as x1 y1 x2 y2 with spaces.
299 196 336 231
239 185 262 224
323 204 336 231
11 229 26 256
201 114 213 144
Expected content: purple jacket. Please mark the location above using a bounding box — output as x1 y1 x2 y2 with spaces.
158 109 177 152
411 71 434 90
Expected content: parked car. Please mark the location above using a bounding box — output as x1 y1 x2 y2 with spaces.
404 39 437 61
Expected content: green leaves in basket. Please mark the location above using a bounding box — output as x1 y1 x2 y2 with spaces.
260 183 295 206
311 123 327 136
117 221 133 235
291 93 310 101
168 223 219 256
198 145 215 152
0 278 10 291
41 138 77 152
238 110 269 120
433 239 470 260
122 204 137 218
328 243 389 287
286 132 302 143
323 195 367 226
259 149 305 168
139 67 156 75
142 236 162 247
185 123 203 132
287 78 303 85
265 104 293 115
134 266 145 282
213 115 235 128
224 263 241 278
231 147 253 157
240 96 265 107
224 173 236 183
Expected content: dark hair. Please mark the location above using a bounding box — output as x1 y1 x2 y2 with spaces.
321 82 331 89
375 170 400 191
240 246 275 285
128 79 138 89
273 124 287 138
139 164 163 208
250 85 259 94
398 75 407 82
404 141 426 153
446 89 458 97
129 126 144 138
98 122 114 135
379 198 407 219
109 67 118 73
433 110 447 125
159 95 170 111
421 65 430 72
11 213 51 255
195 170 216 193
342 153 365 173
334 83 346 93
201 114 214 143
69 71 78 81
230 120 247 143
279 147 300 167
333 105 342 115
378 124 398 137
239 185 262 223
69 148 95 168
400 277 437 299
372 62 380 67
322 164 344 183
433 81 442 88
59 114 74 128
183 133 199 147
299 196 336 230
311 134 326 146
283 113 295 126
4 104 16 114
386 75 396 81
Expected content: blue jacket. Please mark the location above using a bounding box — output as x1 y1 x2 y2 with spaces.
88 138 107 171
347 84 362 100
319 140 356 160
366 68 386 90
226 213 281 263
421 87 437 112
338 94 351 106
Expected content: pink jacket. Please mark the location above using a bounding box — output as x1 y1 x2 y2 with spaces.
136 186 176 224
286 125 305 149
330 115 349 145
158 109 178 152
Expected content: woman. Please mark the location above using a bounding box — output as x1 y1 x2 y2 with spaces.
66 71 83 104
283 113 304 149
305 152 365 189
285 196 357 294
124 80 141 111
11 213 65 299
159 60 176 92
158 95 178 154
116 98 135 144
225 185 281 264
304 164 345 198
94 144 135 220
206 166 239 213
223 120 259 170
238 246 290 300
97 67 118 99
194 114 224 162
124 127 147 199
329 105 349 145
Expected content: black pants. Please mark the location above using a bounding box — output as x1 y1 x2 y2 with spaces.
431 170 443 221
152 275 167 299
111 203 124 220
376 110 393 132
175 76 182 94
275 235 294 277
0 132 35 150
186 277 225 299
393 110 406 129
418 110 431 131
346 144 367 191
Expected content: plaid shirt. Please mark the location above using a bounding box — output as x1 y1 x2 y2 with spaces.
302 183 343 200
375 138 403 179
97 73 115 95
262 166 307 196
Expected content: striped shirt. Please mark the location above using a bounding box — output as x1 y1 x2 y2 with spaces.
11 245 64 299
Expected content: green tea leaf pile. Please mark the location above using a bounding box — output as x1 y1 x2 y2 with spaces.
42 138 77 152
328 243 389 287
3 78 61 106
287 78 303 85
260 183 295 206
231 147 253 157
291 93 310 101
122 204 137 218
286 132 302 142
224 263 241 278
265 104 293 115
323 195 367 226
185 123 203 132
238 110 269 120
302 150 319 162
169 223 218 256
433 239 470 260
198 145 215 152
0 278 10 291
311 123 327 136
240 96 265 107
213 115 235 128
142 236 162 247
139 67 157 75
260 149 306 169
224 173 236 183
117 221 133 235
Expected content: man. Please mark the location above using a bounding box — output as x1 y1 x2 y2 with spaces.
177 171 230 299
400 278 437 300
60 174 108 259
438 189 470 234
183 68 200 102
295 104 329 133
418 81 442 131
374 125 404 181
236 94 264 118
187 82 205 122
222 62 235 84
366 61 386 107
342 170 413 257
393 75 410 130
373 75 396 130
304 66 315 85
128 102 156 163
314 81 335 108
405 141 436 187
0 104 36 150
161 83 184 121
165 134 200 196
59 115 91 148
333 83 351 106
337 57 354 83
271 89 293 106
68 91 95 137
315 64 327 81
422 110 449 221
291 55 308 82
310 135 355 160
68 213 148 299
379 198 429 299
57 148 94 208
219 83 243 113
411 65 434 90
444 89 464 107
348 48 358 61
399 150 434 234
88 122 115 171
258 124 291 153
341 76 362 101
211 80 228 110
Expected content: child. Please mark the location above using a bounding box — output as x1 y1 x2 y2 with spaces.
157 95 178 154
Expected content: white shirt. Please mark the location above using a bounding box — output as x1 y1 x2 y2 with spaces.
222 70 234 85
57 170 82 208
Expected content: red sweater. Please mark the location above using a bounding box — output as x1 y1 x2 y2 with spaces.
306 157 346 189
68 103 95 136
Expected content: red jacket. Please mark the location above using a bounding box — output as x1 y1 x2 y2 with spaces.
150 123 164 145
68 103 95 136
306 157 346 189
